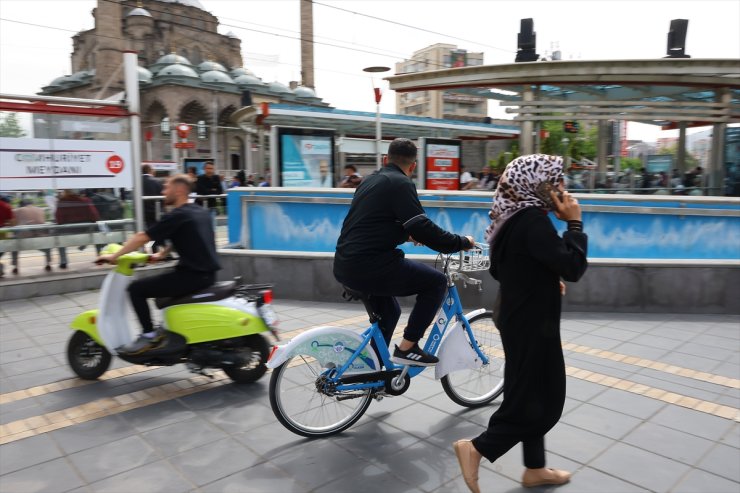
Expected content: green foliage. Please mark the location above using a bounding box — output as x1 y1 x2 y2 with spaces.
658 144 699 168
620 157 643 171
0 112 26 137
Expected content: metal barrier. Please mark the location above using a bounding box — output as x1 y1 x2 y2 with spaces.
0 220 134 253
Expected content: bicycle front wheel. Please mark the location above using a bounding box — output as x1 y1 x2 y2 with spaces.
268 355 374 438
441 310 505 407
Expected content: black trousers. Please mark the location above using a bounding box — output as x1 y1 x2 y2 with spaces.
335 258 447 345
471 318 566 468
128 269 215 333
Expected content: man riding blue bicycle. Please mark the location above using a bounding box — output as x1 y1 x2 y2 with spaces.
334 138 474 367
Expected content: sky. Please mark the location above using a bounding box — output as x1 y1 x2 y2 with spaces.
1 0 739 142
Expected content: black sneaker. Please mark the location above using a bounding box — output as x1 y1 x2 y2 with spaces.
390 343 439 367
116 332 165 355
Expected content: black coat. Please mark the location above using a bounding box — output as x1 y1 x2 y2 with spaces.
472 206 588 462
142 174 163 227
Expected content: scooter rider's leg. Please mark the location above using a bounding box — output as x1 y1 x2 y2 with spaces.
118 270 216 355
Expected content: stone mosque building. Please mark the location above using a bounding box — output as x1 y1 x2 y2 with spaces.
39 0 329 174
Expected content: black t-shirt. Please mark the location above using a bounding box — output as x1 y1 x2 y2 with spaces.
146 203 221 273
334 163 470 279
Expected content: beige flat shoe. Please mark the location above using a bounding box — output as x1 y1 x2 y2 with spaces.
453 439 482 493
521 467 571 488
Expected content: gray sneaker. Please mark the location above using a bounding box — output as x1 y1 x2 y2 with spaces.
116 332 165 355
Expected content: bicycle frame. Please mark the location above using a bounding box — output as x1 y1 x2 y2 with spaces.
331 282 490 393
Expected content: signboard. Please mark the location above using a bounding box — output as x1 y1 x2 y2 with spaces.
174 142 195 149
422 138 462 190
143 161 178 172
183 158 211 176
0 137 132 190
646 154 673 173
272 126 335 187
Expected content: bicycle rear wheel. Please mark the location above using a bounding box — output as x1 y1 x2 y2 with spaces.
441 310 504 407
268 355 374 438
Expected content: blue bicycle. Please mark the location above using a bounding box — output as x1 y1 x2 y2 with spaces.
267 244 505 438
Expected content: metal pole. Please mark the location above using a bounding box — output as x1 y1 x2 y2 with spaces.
376 102 382 169
123 51 144 233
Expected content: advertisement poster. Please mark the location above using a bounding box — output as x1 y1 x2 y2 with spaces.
280 134 334 187
424 140 461 190
0 137 132 190
646 154 673 174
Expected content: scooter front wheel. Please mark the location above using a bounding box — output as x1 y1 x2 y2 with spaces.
67 330 112 380
222 334 269 384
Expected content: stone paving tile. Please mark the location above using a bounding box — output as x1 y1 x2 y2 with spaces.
199 461 306 493
168 437 262 487
650 404 735 442
87 460 194 493
0 456 86 493
671 468 740 493
50 414 135 455
560 403 642 440
590 442 692 492
696 442 740 483
546 422 615 465
0 432 63 475
68 435 160 484
140 417 229 457
588 388 667 420
559 466 649 492
622 422 715 465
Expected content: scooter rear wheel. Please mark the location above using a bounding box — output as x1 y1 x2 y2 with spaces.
222 334 269 384
67 330 112 380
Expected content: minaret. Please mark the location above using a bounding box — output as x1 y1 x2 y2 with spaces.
300 0 315 88
93 0 125 97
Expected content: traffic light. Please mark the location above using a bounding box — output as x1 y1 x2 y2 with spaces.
563 121 579 133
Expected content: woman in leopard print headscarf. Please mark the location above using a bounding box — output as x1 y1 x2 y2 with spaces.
453 154 589 493
485 154 565 247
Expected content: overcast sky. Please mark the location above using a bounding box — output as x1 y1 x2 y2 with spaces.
1 0 738 141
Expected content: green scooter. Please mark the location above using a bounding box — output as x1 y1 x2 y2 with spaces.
67 245 278 384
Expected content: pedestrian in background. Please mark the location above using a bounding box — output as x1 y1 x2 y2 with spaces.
10 198 52 274
453 154 588 492
55 190 99 269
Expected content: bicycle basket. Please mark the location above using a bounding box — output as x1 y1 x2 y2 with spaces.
448 242 490 272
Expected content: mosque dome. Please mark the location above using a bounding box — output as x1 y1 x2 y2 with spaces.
155 63 199 78
153 53 192 67
268 81 293 94
69 70 94 83
47 75 73 88
201 70 235 84
127 7 152 17
197 60 227 73
138 66 153 83
294 86 317 98
230 67 256 77
234 74 265 87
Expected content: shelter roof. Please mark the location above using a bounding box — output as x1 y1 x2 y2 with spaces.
232 104 519 140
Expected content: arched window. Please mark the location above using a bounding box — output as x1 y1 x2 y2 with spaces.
160 117 171 136
197 120 207 140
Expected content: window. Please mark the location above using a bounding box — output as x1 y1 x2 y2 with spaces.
160 117 170 136
197 120 207 139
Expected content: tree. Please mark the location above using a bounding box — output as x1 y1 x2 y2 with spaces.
0 112 26 137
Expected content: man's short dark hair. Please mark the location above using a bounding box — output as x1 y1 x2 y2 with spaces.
142 164 152 175
387 138 417 166
344 164 357 172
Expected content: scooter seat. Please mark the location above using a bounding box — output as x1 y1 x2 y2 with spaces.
155 281 237 309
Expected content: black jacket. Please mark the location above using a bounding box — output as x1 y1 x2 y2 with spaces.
195 174 223 209
491 207 588 338
334 163 471 279
142 174 163 226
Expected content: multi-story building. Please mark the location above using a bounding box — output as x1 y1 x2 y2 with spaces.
395 44 487 122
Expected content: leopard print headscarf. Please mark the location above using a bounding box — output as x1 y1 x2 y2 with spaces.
484 154 564 246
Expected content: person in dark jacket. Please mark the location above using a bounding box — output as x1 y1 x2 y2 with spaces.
195 161 223 211
453 154 588 492
334 138 474 366
97 174 221 355
55 189 100 269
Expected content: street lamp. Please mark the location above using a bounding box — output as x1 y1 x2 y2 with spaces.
363 66 391 169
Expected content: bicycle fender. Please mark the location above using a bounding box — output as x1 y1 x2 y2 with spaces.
463 308 487 322
266 326 380 373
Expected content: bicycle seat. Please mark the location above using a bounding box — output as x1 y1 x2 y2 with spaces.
155 281 237 309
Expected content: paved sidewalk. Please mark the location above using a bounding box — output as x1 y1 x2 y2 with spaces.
0 292 738 493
